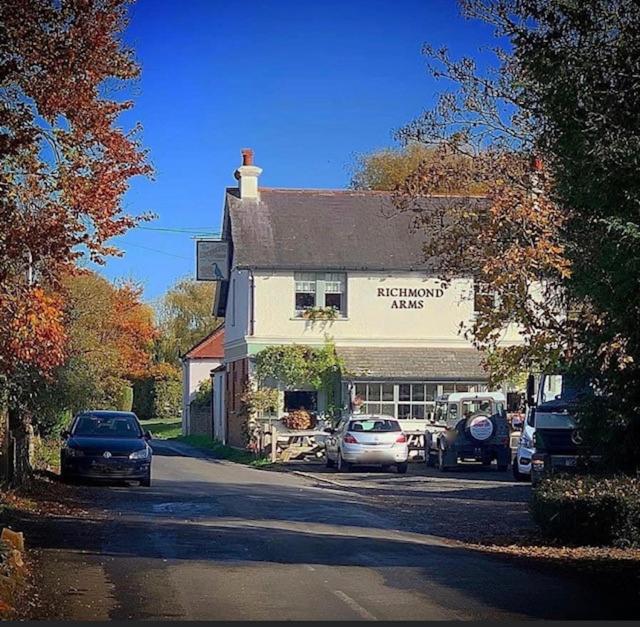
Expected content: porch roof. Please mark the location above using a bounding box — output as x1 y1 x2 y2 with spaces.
336 346 488 381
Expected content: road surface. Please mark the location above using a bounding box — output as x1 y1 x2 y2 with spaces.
26 441 638 620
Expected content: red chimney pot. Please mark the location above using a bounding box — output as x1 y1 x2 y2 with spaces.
531 155 544 172
241 148 254 166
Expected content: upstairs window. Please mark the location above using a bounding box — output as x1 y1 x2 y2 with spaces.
294 272 346 317
473 280 498 313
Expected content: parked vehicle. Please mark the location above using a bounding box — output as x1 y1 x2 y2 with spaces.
514 373 596 484
324 415 409 473
60 410 153 486
425 392 510 471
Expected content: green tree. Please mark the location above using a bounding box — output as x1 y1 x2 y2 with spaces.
155 278 221 365
495 0 640 471
396 0 640 470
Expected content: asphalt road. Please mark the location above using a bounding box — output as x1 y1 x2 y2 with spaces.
27 441 639 620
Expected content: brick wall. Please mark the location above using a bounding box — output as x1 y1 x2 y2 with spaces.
225 358 249 448
188 404 212 438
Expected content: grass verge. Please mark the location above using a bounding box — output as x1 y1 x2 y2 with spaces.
171 435 273 468
142 417 182 439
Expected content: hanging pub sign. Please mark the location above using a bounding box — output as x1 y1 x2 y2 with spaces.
376 285 446 309
196 239 229 281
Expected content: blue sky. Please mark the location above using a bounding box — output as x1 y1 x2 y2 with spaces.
102 0 497 303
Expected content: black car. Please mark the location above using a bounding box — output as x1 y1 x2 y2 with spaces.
61 410 152 486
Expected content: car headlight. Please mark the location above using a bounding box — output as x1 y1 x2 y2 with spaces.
129 447 150 460
65 447 84 457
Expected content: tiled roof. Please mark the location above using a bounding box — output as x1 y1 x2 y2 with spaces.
225 188 487 271
183 325 225 360
337 346 487 380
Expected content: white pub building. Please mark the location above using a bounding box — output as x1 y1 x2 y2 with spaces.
208 150 522 448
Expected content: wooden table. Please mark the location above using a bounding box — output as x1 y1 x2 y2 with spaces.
265 423 327 462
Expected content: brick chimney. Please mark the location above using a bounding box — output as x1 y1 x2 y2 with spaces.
234 148 262 200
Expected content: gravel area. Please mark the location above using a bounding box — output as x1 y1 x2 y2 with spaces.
270 460 535 543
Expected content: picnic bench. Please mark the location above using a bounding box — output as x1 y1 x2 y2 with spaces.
258 421 328 462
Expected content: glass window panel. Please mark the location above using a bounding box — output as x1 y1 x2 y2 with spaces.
443 383 456 395
324 273 345 293
412 384 425 402
425 384 437 401
295 292 315 311
325 293 342 310
399 384 411 401
456 384 470 393
367 384 381 401
355 384 366 401
412 405 426 419
364 403 381 414
398 404 411 419
425 402 436 421
382 384 394 401
381 404 395 417
296 281 316 293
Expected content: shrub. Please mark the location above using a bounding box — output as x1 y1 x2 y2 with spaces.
114 384 134 412
133 366 181 420
531 475 640 547
192 379 212 409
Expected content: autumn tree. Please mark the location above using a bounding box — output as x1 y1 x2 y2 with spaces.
350 142 487 194
25 272 157 435
0 0 152 388
155 278 221 366
397 0 640 469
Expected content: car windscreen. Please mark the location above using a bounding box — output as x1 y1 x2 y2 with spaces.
72 414 142 438
540 374 591 405
534 412 576 429
348 419 401 433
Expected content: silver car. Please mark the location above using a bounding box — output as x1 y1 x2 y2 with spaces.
324 415 409 473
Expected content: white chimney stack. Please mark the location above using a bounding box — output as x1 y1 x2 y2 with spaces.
234 148 262 200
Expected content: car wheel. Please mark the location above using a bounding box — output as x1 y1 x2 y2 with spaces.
381 464 392 472
337 451 351 473
397 462 408 474
512 458 529 481
140 471 151 487
325 454 335 468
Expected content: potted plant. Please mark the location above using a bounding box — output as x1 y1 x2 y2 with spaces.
301 306 339 322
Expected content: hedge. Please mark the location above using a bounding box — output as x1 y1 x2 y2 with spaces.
531 475 640 547
133 378 181 420
114 384 133 412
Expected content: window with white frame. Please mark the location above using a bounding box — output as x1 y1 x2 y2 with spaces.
350 381 488 420
294 272 346 317
474 280 498 313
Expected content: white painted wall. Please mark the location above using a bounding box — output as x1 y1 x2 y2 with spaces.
182 358 221 433
246 270 522 347
224 269 251 345
213 371 226 443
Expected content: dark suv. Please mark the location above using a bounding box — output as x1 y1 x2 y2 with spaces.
425 393 511 471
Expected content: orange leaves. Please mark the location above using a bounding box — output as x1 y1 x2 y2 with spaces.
62 272 157 383
1 0 152 383
0 288 66 378
395 146 573 379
